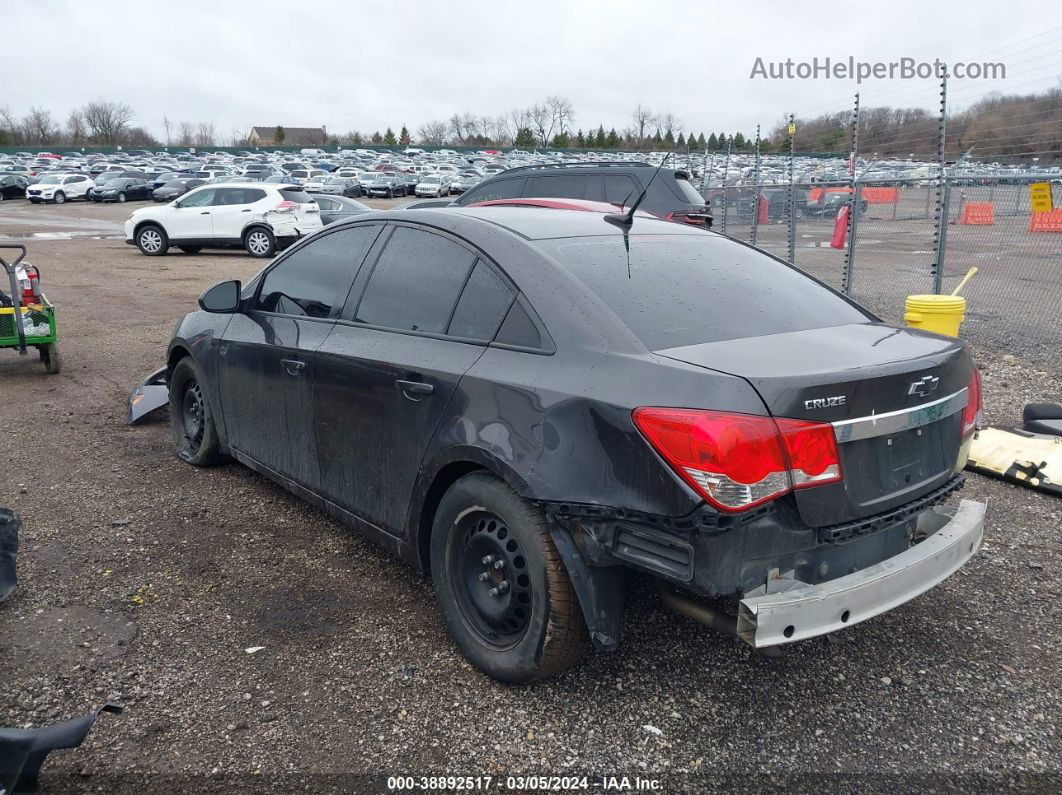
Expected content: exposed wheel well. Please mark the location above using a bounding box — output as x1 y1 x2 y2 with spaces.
167 345 191 379
242 223 272 241
416 461 486 572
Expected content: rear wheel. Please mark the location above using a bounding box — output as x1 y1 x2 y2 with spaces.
430 473 588 683
244 227 276 258
169 357 222 466
39 343 61 374
53 191 66 205
136 224 168 256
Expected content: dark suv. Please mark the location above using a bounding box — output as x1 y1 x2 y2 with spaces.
453 162 712 227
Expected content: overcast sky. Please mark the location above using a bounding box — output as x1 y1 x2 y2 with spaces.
6 1 1060 142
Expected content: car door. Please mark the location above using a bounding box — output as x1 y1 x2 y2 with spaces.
212 187 265 242
218 223 382 487
313 224 511 535
167 187 217 240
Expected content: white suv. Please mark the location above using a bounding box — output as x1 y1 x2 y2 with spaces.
124 183 323 258
26 173 94 204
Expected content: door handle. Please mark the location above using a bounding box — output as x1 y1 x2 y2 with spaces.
241 208 252 212
200 211 210 215
395 379 434 398
281 358 305 376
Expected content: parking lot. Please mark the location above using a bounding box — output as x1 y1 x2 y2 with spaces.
0 199 1059 790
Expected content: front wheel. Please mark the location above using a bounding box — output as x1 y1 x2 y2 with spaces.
169 357 222 466
136 224 168 256
430 473 588 683
117 192 127 203
53 191 66 205
244 227 276 258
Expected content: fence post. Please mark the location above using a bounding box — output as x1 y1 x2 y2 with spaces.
931 74 948 295
750 124 762 246
786 113 796 264
841 93 860 296
721 136 732 235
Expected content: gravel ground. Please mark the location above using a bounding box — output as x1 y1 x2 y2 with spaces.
0 200 1059 793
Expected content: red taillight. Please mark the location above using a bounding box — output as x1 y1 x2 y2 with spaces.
961 368 982 436
273 200 297 212
632 408 842 513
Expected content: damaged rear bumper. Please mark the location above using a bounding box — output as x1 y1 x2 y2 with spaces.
736 499 986 648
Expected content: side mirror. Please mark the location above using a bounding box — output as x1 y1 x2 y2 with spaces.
199 280 242 313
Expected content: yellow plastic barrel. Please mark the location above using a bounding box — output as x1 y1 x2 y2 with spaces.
904 294 966 337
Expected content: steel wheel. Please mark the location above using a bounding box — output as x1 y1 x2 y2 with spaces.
449 509 533 650
180 379 205 455
139 228 163 253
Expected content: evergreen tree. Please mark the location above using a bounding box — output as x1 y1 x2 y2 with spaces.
718 131 728 149
605 128 619 148
399 125 411 146
677 132 686 149
595 125 606 148
514 127 535 148
707 132 718 150
383 127 397 145
733 132 746 149
575 129 585 148
371 131 383 144
274 125 285 145
550 131 571 148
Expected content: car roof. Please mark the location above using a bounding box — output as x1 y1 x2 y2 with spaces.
369 206 708 241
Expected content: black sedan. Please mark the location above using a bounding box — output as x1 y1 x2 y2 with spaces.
164 206 983 682
153 178 206 202
365 173 406 198
0 175 28 201
88 178 153 203
309 194 374 225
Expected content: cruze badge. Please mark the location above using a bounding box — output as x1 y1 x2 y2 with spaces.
908 375 940 399
805 396 846 410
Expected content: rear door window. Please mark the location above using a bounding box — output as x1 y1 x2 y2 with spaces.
536 235 871 350
523 174 587 199
460 177 524 204
354 226 476 334
256 225 381 317
604 175 639 205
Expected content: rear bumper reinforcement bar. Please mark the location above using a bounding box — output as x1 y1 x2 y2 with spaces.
736 498 986 648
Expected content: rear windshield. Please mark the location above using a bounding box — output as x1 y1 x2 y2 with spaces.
536 235 870 350
279 189 312 203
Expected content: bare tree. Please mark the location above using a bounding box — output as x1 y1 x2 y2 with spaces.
66 109 87 145
81 100 134 144
417 120 449 146
23 107 56 146
527 96 575 147
163 116 173 146
657 111 683 139
194 121 217 148
0 106 21 144
178 121 195 147
631 103 655 144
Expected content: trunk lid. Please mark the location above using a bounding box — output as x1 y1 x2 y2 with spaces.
656 323 972 526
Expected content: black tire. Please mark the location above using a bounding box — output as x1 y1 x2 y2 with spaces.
244 227 276 258
136 224 168 256
387 188 394 199
53 191 66 205
169 357 222 467
117 192 127 203
40 343 61 374
430 473 588 683
178 246 202 254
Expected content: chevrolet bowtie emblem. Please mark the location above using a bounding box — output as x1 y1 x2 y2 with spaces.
908 375 940 399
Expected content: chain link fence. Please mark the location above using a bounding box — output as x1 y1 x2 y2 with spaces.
705 175 1062 367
